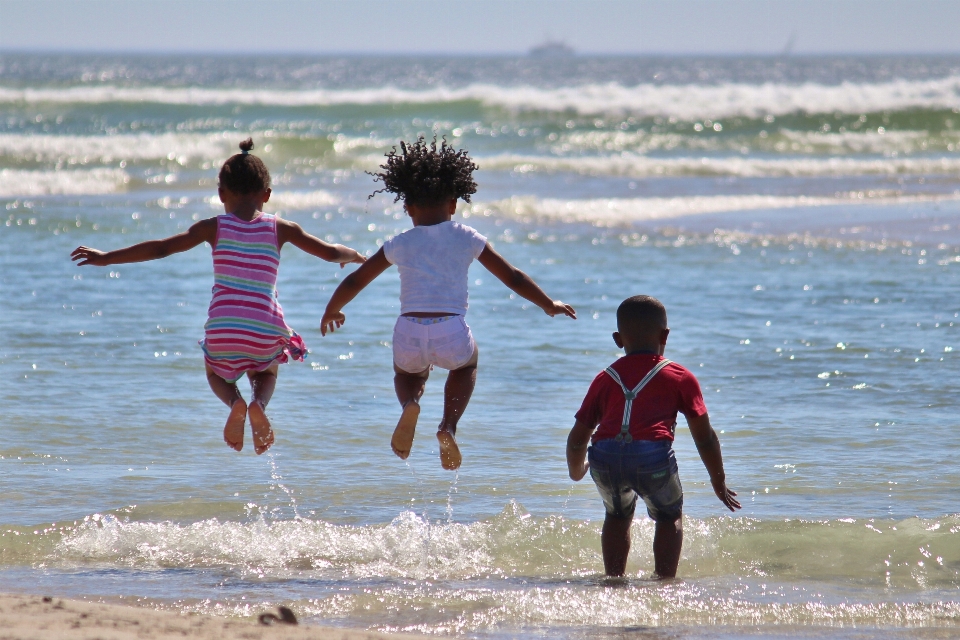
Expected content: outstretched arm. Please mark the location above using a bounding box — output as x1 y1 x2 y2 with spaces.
277 218 366 267
687 413 741 512
320 247 391 335
476 244 576 318
71 218 217 266
566 419 594 481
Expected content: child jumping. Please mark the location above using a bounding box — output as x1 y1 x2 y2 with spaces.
566 295 740 578
321 137 576 470
71 138 365 454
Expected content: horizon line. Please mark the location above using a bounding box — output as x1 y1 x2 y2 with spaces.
4 48 960 58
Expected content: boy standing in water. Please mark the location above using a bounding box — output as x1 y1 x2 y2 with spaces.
321 137 575 470
566 295 740 578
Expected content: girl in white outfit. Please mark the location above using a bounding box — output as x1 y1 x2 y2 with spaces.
321 138 576 470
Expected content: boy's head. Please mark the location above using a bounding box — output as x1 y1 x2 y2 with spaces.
219 138 271 195
613 295 669 354
369 136 478 208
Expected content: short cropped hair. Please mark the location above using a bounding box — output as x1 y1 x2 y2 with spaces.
219 138 271 195
617 295 668 339
369 136 478 206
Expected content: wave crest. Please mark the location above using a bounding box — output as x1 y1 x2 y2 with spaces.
6 76 960 119
0 506 944 587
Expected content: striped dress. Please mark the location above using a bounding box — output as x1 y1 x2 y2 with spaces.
200 213 306 383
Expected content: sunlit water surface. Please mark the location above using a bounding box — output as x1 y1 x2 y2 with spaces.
3 53 960 638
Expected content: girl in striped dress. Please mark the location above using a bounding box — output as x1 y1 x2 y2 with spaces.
72 139 365 454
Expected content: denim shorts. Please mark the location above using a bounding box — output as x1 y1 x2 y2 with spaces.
588 438 683 522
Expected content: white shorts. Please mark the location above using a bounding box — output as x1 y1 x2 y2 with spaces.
392 315 477 373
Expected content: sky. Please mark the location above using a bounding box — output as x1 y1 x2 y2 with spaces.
1 0 960 55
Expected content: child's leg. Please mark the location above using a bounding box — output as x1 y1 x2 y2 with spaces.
391 364 429 460
436 346 478 470
206 364 246 452
600 513 633 576
652 516 683 579
247 365 279 455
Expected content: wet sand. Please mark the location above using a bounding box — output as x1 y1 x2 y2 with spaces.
0 593 430 640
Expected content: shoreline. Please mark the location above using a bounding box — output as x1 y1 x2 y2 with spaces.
0 593 431 640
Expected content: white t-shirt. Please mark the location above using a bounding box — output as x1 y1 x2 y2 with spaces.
382 221 488 315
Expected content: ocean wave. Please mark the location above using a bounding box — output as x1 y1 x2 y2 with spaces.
202 190 341 212
1 505 957 589
295 585 960 632
0 168 129 197
551 128 955 155
263 190 341 211
480 153 960 179
5 76 960 118
475 193 960 224
0 132 232 165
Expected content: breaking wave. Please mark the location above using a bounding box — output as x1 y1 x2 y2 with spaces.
2 504 958 588
0 167 129 197
5 75 960 119
474 192 960 224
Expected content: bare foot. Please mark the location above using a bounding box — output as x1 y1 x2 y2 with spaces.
249 400 275 455
223 398 247 451
391 402 420 459
437 429 462 470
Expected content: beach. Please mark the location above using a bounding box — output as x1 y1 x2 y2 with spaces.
3 53 960 638
0 593 428 639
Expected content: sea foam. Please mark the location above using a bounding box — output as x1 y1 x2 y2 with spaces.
4 75 960 119
1 505 952 589
479 153 960 179
0 168 129 197
0 132 231 164
476 192 960 224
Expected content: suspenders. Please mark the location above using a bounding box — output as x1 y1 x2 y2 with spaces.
603 359 672 443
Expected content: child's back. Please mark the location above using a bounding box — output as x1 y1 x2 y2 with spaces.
383 220 486 316
203 211 306 382
566 295 740 578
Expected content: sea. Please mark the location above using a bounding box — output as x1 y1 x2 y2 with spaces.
2 53 960 639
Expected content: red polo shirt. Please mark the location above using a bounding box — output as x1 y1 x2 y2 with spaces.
575 353 707 443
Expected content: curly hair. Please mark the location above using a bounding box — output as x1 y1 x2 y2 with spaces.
219 138 271 194
369 137 478 206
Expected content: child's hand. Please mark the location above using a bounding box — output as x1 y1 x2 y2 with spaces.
545 300 577 319
340 252 367 269
320 310 345 336
71 246 109 266
711 478 741 512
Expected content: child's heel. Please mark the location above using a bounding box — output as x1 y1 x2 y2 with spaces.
391 402 420 460
249 400 274 455
224 398 247 452
437 429 461 470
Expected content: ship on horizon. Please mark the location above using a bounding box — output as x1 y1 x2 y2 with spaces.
528 40 575 57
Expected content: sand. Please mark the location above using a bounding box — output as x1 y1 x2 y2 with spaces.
0 593 431 640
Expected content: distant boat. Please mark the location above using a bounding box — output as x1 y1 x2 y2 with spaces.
528 40 575 58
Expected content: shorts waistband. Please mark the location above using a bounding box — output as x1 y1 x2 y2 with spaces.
402 315 460 325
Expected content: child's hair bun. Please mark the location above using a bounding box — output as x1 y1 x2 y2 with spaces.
220 138 270 193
